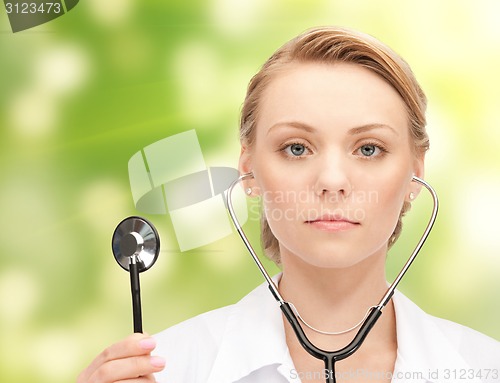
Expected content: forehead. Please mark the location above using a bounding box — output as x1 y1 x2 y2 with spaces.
257 62 409 136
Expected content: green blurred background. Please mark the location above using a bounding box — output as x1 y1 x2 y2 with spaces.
1 1 499 382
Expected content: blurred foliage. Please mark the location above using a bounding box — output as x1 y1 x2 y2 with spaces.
0 1 499 382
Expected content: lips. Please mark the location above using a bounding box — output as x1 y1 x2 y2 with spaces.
305 214 360 232
306 213 358 223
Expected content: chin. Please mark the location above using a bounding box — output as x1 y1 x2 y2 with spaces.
281 236 391 270
304 255 371 270
283 244 372 269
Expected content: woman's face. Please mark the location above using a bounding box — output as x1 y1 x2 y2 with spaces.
240 62 423 269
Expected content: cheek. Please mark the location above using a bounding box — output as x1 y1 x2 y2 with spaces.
361 172 410 231
259 177 306 224
253 154 307 203
255 166 315 241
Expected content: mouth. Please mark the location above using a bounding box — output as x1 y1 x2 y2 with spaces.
305 214 360 232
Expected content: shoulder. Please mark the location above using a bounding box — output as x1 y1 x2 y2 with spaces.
427 312 500 368
152 280 275 382
153 301 237 375
393 289 500 375
154 278 270 350
154 302 236 352
153 304 237 382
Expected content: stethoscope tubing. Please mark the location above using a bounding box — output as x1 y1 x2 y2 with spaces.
227 172 285 303
226 172 439 382
129 256 143 333
379 176 439 308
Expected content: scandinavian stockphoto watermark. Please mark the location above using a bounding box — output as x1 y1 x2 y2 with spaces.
248 188 379 223
3 0 79 33
128 129 247 252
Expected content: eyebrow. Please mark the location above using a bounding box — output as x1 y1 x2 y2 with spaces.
267 121 316 135
267 121 399 136
348 123 399 136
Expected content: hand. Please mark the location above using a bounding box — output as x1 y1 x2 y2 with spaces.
77 333 165 383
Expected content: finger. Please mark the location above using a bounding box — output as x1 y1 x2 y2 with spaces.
90 355 165 383
79 334 157 382
97 334 156 366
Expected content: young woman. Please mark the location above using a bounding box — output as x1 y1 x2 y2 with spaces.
78 27 500 383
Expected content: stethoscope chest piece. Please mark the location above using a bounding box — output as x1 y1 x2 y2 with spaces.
112 216 160 272
111 216 160 333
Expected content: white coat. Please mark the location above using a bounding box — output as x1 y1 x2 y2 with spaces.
154 276 500 383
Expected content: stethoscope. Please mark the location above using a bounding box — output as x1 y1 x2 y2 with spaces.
225 172 439 383
111 216 160 333
109 174 438 383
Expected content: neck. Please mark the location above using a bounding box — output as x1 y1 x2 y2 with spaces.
278 247 396 349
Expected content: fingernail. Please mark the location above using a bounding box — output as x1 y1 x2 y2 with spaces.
150 356 166 368
139 338 156 350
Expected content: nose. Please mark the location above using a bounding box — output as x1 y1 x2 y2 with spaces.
313 151 353 198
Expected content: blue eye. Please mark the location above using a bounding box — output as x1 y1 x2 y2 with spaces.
289 143 306 156
358 143 388 158
360 144 378 157
281 142 310 158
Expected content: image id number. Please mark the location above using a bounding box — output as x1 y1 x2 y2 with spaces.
5 2 62 14
443 369 499 380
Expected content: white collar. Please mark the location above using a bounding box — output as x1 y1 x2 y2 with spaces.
207 276 479 383
392 290 479 383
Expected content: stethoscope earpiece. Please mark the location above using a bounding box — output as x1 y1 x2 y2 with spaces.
111 216 161 333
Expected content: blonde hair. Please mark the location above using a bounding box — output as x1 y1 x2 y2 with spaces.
240 26 429 265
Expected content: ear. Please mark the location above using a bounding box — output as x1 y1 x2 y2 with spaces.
238 144 259 196
407 153 425 202
239 144 252 174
